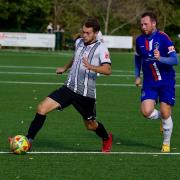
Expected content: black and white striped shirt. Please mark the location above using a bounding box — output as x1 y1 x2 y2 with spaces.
64 38 111 99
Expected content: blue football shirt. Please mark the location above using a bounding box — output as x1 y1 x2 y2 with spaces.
135 30 176 85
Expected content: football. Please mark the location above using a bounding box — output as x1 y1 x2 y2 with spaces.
10 135 30 154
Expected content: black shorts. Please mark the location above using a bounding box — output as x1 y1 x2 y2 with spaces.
48 86 96 120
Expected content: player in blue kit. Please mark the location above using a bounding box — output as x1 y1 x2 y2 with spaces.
134 12 179 152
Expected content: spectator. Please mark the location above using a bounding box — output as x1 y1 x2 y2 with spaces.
54 24 65 50
47 22 53 34
97 30 104 43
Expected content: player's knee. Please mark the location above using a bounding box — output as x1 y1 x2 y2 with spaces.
85 121 97 131
160 111 170 119
85 123 95 130
141 109 152 118
37 103 48 115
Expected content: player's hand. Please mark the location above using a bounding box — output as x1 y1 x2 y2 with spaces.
56 67 66 74
135 77 141 87
154 49 160 60
83 57 92 70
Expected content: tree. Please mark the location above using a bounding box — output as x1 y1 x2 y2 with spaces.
0 0 51 32
0 0 179 37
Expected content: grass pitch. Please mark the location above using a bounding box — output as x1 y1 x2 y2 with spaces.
0 50 180 180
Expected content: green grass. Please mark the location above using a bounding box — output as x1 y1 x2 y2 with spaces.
0 50 180 180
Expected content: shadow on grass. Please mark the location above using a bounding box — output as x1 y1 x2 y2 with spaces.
113 136 160 151
31 138 99 152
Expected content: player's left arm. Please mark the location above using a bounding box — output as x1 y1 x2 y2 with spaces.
83 45 111 75
83 57 111 75
154 35 179 65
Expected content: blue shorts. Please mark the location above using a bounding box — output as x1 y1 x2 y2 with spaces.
141 83 175 106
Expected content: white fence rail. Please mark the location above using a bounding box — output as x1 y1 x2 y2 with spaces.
0 32 133 49
103 35 133 49
0 32 55 48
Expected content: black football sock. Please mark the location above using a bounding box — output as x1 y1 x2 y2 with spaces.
95 122 109 140
26 113 46 140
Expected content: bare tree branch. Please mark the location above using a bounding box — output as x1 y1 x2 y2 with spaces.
104 0 112 35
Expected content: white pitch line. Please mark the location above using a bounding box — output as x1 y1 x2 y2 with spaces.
0 80 63 85
0 80 135 87
0 71 56 75
0 65 133 72
0 151 180 155
0 65 56 69
1 80 180 88
0 66 135 74
0 71 135 77
2 71 180 79
1 65 180 76
1 66 180 74
0 51 72 57
0 66 134 73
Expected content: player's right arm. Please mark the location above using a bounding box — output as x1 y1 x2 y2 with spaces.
134 41 142 87
134 55 142 87
56 59 73 74
56 38 82 74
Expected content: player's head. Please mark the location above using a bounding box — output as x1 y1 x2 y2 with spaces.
82 18 100 44
140 12 157 35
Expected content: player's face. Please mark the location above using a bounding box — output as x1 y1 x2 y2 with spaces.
82 26 97 44
141 16 156 35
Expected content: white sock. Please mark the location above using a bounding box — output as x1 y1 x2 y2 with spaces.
162 116 173 145
148 109 161 120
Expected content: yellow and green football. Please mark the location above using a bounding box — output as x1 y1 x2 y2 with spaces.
10 135 30 155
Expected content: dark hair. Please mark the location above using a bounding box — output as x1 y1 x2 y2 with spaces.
84 18 100 32
141 12 157 23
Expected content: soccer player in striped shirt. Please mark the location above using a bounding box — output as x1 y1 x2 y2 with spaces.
134 12 179 152
12 18 112 152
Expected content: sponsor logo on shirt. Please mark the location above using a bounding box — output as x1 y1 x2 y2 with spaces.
168 46 175 53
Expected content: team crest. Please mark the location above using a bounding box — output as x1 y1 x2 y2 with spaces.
105 52 109 59
141 90 145 97
154 42 159 50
